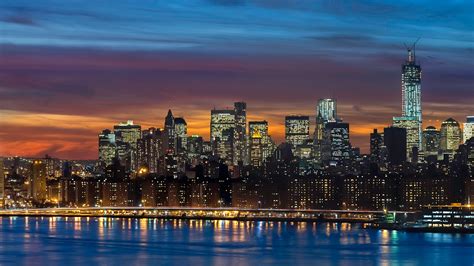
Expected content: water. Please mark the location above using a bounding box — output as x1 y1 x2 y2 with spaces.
0 217 472 265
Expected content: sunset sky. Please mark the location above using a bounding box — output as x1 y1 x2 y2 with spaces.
1 0 473 159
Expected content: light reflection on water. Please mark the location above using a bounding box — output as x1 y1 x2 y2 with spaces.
0 217 472 265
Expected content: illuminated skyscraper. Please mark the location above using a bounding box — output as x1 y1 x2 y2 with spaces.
463 116 474 143
401 47 422 150
370 129 384 162
249 130 263 167
402 47 422 121
114 120 141 173
30 160 47 201
174 117 187 152
317 98 337 122
321 121 351 165
422 126 440 157
233 102 247 165
249 120 275 162
137 128 162 173
314 98 338 164
164 110 177 154
98 129 116 172
440 118 462 154
285 115 310 152
393 116 421 161
210 109 235 164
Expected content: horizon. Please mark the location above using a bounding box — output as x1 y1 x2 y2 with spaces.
1 0 473 160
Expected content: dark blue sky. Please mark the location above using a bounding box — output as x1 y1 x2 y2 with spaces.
1 0 473 158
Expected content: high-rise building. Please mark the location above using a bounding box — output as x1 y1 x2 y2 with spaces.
370 129 384 162
174 117 187 152
384 127 407 165
114 120 141 173
285 115 310 152
98 129 116 172
321 122 351 165
463 116 474 143
233 102 247 165
30 160 47 201
400 47 422 151
137 128 162 173
164 110 177 154
210 109 235 164
393 116 421 161
249 120 275 161
440 118 462 154
401 48 422 122
317 98 337 122
249 130 263 167
314 98 338 164
422 126 440 158
187 135 203 164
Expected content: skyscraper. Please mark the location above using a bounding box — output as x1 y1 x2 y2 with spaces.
210 109 235 164
164 110 177 154
440 118 462 154
137 128 162 173
321 121 351 165
98 129 116 172
393 116 421 161
400 47 422 151
285 115 310 152
233 102 247 165
249 130 263 167
402 47 422 122
463 116 474 143
317 98 337 122
174 117 187 152
370 129 383 162
314 98 338 164
249 120 275 162
114 120 141 173
422 126 440 158
30 160 47 201
384 127 407 165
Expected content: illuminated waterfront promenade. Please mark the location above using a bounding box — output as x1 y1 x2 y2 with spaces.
0 207 416 223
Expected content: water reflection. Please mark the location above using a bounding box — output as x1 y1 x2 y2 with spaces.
0 217 473 265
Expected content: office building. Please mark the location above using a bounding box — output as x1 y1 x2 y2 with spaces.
98 129 116 172
463 116 474 143
249 130 263 167
440 118 462 154
393 116 420 161
174 117 187 152
30 160 47 201
210 109 235 164
321 121 351 165
249 120 274 161
317 98 337 122
285 115 310 152
164 110 177 154
233 102 247 165
422 126 440 158
137 128 162 173
114 120 141 173
370 129 384 162
384 127 407 165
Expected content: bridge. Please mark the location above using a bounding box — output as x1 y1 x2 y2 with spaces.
0 207 418 223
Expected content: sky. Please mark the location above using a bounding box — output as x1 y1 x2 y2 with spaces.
0 0 473 159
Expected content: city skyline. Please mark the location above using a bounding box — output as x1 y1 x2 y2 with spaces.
1 1 473 160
